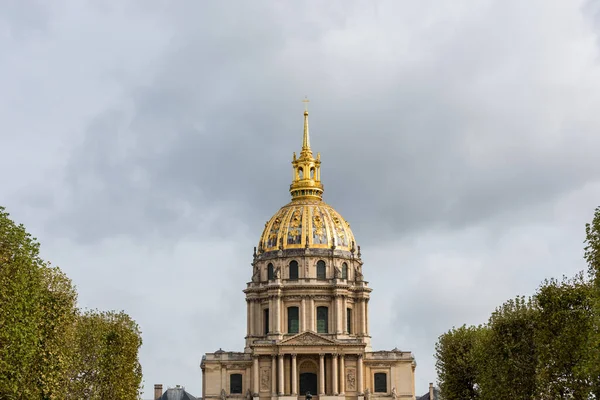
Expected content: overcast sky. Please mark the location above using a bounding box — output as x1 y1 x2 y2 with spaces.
2 1 600 397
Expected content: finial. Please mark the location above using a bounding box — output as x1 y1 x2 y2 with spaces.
302 97 311 152
293 152 296 161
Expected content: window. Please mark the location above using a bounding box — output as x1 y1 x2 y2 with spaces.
317 306 328 333
298 167 304 179
310 168 315 179
317 260 326 280
374 373 387 393
264 309 270 335
342 262 348 279
230 374 243 394
288 306 299 334
289 260 299 280
268 263 274 280
346 308 352 334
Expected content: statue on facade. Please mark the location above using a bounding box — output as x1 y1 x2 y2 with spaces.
252 262 260 282
246 389 252 400
305 391 312 400
220 389 227 400
364 388 370 400
273 265 281 279
355 265 363 282
334 265 342 278
391 387 397 400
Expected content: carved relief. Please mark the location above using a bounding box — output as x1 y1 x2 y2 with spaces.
287 208 303 245
260 368 270 392
346 368 357 391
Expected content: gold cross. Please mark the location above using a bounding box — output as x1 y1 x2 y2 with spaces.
302 96 310 111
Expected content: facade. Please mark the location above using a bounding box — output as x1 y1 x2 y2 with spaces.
201 108 416 400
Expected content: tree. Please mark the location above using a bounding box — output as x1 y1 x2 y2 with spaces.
476 296 537 400
435 325 482 400
0 206 78 399
68 310 143 400
534 274 595 399
584 206 600 398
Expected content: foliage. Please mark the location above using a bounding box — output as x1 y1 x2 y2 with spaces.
0 206 143 399
436 206 600 400
584 206 600 398
435 325 482 400
535 274 596 399
476 296 537 400
67 310 143 400
0 207 78 399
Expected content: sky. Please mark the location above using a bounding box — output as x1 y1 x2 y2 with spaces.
2 0 600 397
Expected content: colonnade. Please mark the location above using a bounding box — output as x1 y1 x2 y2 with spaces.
252 353 364 396
246 296 369 336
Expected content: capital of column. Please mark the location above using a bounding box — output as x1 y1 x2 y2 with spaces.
291 353 297 358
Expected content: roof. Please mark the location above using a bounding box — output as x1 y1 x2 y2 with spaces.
417 387 439 400
159 387 198 400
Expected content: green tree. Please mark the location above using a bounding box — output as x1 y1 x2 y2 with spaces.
476 296 537 400
435 324 482 400
584 206 600 398
68 310 143 400
0 206 78 399
534 274 595 399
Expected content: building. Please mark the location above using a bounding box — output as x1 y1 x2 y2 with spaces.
201 106 416 400
154 384 198 400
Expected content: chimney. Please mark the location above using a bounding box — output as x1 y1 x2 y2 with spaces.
429 382 434 399
154 384 163 400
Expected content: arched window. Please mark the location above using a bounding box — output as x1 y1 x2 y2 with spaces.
374 373 387 393
263 309 270 335
298 167 304 179
230 373 243 394
346 308 352 334
267 263 274 280
310 167 315 179
289 260 299 280
342 262 348 279
288 306 299 334
316 306 328 333
317 260 326 280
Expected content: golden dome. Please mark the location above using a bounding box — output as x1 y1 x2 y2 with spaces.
258 101 356 254
259 199 356 253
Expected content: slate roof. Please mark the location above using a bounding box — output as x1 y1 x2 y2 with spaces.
158 386 198 400
417 387 439 400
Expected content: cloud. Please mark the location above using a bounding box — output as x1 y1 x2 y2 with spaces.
2 0 600 397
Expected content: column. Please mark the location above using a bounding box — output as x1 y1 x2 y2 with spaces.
309 297 315 331
335 296 342 334
319 354 325 395
275 295 281 334
342 297 348 333
271 356 277 395
365 299 369 335
253 356 259 395
247 300 253 336
360 299 367 335
357 354 364 394
300 297 306 332
332 353 339 395
339 355 345 394
291 354 298 395
269 297 274 333
278 354 284 395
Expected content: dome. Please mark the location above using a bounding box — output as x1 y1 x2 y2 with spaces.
257 104 358 256
259 198 356 253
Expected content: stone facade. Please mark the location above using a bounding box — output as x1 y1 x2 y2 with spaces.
201 108 416 400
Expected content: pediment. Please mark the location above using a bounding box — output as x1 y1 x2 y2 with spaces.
280 332 336 346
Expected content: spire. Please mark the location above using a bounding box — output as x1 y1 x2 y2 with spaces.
301 97 312 157
290 98 324 201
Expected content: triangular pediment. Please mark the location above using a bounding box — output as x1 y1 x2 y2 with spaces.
280 332 336 346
